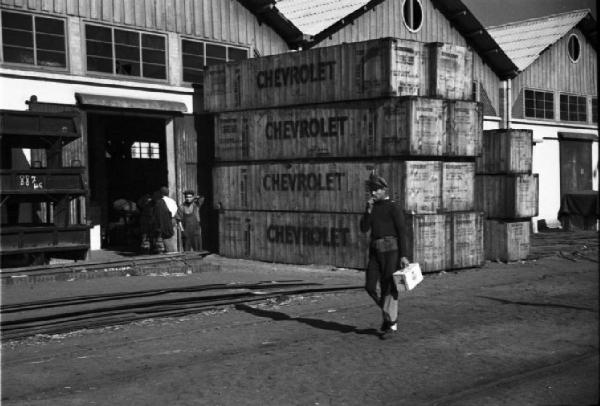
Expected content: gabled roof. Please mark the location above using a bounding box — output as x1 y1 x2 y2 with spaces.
487 10 597 72
237 0 307 49
275 0 519 79
275 0 370 36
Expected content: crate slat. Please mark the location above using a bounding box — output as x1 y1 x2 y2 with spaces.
448 211 484 269
484 219 530 262
476 129 533 174
475 174 539 218
442 162 475 212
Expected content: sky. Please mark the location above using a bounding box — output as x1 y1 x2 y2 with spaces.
462 0 597 27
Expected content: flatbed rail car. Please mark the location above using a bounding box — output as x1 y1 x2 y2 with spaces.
1 110 90 267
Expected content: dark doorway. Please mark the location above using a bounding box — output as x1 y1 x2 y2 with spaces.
559 138 593 196
87 113 167 248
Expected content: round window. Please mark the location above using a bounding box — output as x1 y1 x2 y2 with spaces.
568 34 580 63
402 0 423 33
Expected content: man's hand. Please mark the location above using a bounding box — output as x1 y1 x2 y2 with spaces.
366 197 375 213
399 257 410 269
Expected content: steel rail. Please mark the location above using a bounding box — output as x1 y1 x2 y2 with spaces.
1 285 362 341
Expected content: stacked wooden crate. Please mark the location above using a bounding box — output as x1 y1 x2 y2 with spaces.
475 129 538 262
206 38 483 272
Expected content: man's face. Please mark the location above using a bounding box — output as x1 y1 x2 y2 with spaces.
371 188 387 201
184 194 195 203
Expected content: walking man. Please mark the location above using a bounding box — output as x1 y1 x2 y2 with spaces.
360 173 409 338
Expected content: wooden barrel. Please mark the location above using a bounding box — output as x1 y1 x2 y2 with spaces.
213 160 442 213
402 213 449 272
442 162 475 212
446 100 482 157
475 174 539 218
204 38 473 112
476 129 533 174
214 97 448 161
484 219 530 262
448 211 484 269
428 43 474 100
218 210 368 269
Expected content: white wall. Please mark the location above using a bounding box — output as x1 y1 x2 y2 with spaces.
509 122 598 229
0 72 194 112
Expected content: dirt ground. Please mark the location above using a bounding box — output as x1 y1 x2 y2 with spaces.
1 232 598 405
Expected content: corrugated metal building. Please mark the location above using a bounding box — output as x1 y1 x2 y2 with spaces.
276 0 598 231
487 10 598 230
0 0 302 253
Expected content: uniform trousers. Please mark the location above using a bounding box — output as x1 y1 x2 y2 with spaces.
365 246 399 325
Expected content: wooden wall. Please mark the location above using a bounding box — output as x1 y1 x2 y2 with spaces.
313 0 501 116
0 0 289 56
511 27 597 120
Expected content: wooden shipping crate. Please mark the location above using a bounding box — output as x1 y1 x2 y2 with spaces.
484 219 530 262
402 213 449 272
213 160 442 213
428 43 474 100
218 210 368 269
214 97 448 161
442 162 475 212
476 129 533 174
447 211 484 269
446 100 482 157
475 174 539 218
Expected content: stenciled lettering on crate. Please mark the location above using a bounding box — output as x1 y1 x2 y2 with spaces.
213 161 442 213
475 174 539 219
204 38 473 112
484 220 530 262
218 211 368 269
214 97 473 161
441 162 475 212
447 211 484 269
446 100 483 156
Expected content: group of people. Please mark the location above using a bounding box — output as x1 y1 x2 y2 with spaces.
137 187 205 254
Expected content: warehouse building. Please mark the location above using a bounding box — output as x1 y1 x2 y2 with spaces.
276 0 598 231
487 10 598 230
0 0 304 256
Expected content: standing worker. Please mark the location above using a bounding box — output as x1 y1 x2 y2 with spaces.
176 190 204 251
155 186 178 253
360 173 410 338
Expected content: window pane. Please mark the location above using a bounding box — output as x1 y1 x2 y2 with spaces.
35 16 64 35
206 43 226 59
228 47 247 61
142 34 164 50
545 110 554 119
2 11 32 31
143 63 166 79
37 50 66 67
2 45 34 64
87 56 113 73
206 57 226 66
2 29 34 47
115 60 140 76
115 29 139 46
183 54 204 69
36 33 65 52
115 44 139 61
182 40 203 55
86 25 111 41
142 48 164 64
86 40 112 58
183 68 204 83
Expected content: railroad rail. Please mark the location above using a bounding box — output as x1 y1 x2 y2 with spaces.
1 281 362 341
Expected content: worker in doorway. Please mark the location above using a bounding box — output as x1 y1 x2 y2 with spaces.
154 186 178 253
176 190 204 252
360 173 410 339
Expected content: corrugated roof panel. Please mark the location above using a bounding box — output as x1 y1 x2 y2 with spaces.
487 10 589 71
275 0 370 36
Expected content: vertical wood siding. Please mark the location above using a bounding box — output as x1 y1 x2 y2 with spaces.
511 27 597 111
0 0 289 56
313 0 501 116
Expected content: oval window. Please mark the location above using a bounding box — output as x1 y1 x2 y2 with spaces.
402 0 423 33
568 34 580 63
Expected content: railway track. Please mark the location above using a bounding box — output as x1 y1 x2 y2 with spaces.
1 280 362 341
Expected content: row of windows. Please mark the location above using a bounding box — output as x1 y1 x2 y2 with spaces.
524 89 597 124
0 10 248 82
